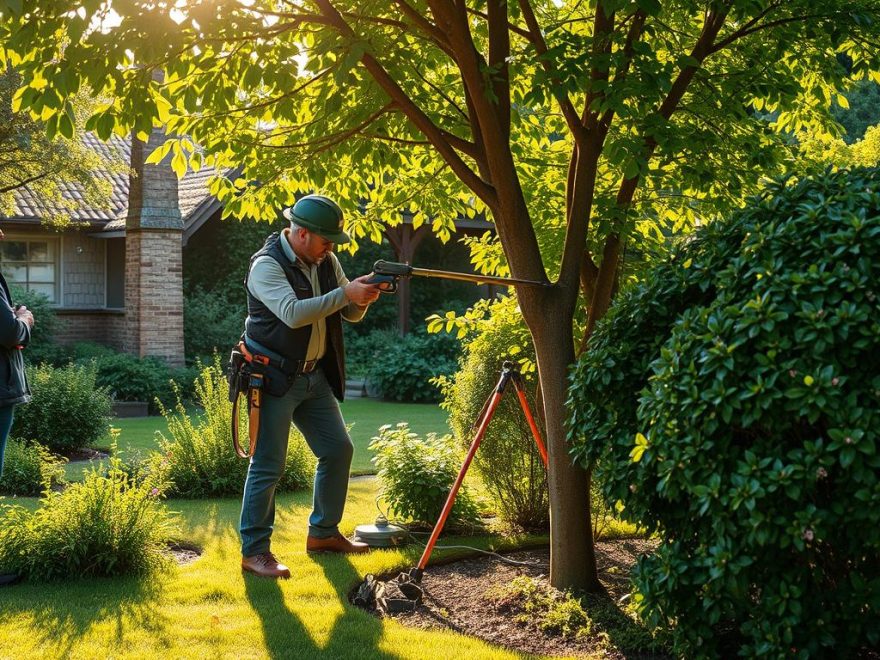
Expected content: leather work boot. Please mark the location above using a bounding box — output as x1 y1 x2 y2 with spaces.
306 533 370 554
241 552 291 579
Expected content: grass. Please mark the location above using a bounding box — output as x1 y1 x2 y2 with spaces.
3 400 642 658
61 400 450 482
0 478 557 659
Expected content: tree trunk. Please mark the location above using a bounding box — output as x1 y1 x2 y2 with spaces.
525 292 601 592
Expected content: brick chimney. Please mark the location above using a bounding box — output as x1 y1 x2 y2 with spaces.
122 126 185 367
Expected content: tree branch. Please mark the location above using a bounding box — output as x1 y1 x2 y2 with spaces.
587 5 733 339
583 2 615 131
312 0 497 208
517 0 587 146
599 10 647 132
0 171 51 194
488 0 511 138
465 6 533 40
393 0 456 58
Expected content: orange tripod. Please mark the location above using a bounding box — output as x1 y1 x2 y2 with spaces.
412 361 547 580
355 361 549 612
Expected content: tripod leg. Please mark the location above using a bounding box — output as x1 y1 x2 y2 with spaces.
513 379 548 467
415 388 505 573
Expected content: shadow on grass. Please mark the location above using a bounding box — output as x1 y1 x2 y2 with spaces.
0 576 171 657
244 555 401 660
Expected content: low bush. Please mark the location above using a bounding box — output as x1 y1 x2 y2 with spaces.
153 357 315 498
569 169 880 657
83 352 198 413
0 439 66 496
369 422 481 529
488 575 664 653
0 457 175 580
363 329 460 403
12 363 112 453
438 296 549 531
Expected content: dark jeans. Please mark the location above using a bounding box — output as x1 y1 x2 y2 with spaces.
239 367 354 557
0 405 14 478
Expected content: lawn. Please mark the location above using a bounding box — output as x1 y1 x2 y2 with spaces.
0 478 552 659
64 399 449 481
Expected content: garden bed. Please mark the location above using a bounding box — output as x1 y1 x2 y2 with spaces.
363 538 665 658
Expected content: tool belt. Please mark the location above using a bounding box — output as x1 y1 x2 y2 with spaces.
227 339 319 459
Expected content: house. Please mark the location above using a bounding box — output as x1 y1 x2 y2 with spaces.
0 127 494 365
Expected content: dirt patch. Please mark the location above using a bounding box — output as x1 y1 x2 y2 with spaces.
359 538 664 658
167 541 202 566
63 447 110 462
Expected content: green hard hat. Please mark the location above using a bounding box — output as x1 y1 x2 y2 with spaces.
283 194 351 244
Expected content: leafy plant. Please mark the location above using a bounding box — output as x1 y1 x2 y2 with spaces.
153 357 315 498
0 452 175 580
569 168 880 657
12 363 112 453
0 439 66 496
370 422 481 529
437 295 548 531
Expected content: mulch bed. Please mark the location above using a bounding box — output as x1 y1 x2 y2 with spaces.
360 538 662 658
167 541 202 565
63 447 110 462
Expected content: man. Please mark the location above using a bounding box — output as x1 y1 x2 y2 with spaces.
0 227 33 587
239 195 381 579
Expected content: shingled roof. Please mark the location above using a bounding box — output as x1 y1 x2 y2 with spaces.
3 132 218 230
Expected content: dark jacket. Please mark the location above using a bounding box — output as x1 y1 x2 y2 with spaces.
244 233 346 401
0 272 31 406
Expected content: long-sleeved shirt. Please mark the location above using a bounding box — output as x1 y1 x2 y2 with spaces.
246 229 367 361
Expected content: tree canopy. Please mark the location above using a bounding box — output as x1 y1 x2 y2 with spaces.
0 68 117 225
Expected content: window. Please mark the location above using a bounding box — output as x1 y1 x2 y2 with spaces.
106 238 125 308
0 239 58 302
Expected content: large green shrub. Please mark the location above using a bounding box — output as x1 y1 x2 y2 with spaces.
153 357 315 498
0 458 175 580
363 329 460 402
569 169 880 657
12 363 112 453
438 296 549 531
370 423 481 529
0 439 65 496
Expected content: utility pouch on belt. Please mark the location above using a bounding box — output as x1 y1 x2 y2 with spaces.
227 340 282 459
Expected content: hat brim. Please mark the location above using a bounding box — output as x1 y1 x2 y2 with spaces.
283 207 351 244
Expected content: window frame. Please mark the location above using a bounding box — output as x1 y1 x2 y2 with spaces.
0 234 62 304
